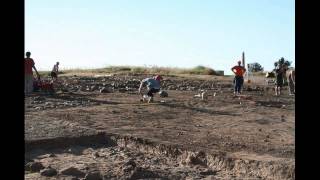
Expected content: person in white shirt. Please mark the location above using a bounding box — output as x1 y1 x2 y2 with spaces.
138 75 162 103
51 62 59 81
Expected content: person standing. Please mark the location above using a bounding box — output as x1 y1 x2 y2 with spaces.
274 63 285 96
51 62 60 81
231 61 246 95
25 51 40 94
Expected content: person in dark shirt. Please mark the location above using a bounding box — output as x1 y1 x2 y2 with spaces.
274 64 285 96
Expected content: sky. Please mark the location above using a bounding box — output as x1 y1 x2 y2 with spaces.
25 0 295 74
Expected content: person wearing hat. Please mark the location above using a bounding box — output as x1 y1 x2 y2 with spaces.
138 75 163 103
25 51 40 94
231 61 246 95
51 62 60 81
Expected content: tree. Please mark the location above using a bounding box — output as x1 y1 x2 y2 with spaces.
274 57 292 68
248 62 264 72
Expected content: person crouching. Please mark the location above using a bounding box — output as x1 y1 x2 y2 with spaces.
138 75 162 103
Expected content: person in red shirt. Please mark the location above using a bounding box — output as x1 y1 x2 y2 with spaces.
25 51 40 94
231 61 246 95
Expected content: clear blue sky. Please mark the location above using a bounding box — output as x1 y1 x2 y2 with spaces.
25 0 295 74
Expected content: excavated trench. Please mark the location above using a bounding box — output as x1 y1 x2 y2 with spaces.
25 132 294 179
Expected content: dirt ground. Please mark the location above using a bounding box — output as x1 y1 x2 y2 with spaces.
25 73 295 179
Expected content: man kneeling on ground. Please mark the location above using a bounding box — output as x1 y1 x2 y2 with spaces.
138 75 162 103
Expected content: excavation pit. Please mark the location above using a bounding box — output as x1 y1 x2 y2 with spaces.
25 132 294 179
25 74 295 179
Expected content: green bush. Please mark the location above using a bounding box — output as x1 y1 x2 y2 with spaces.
186 66 216 75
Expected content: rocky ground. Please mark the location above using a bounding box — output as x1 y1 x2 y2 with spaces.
25 142 237 180
25 73 295 179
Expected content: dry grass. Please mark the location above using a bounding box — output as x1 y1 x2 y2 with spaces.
38 65 221 77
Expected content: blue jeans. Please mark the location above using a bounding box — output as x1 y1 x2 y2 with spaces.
234 76 244 93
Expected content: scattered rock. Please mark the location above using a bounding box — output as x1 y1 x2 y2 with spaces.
91 85 98 91
37 153 57 159
122 159 136 172
40 167 58 177
49 153 56 157
45 102 52 106
25 161 45 172
84 171 103 180
35 106 42 110
199 169 216 176
129 167 160 179
61 88 69 92
60 167 86 178
177 132 184 136
185 152 206 166
60 176 79 180
99 87 110 93
93 152 100 158
151 158 160 164
111 110 119 114
118 88 127 93
159 90 168 97
34 96 46 101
